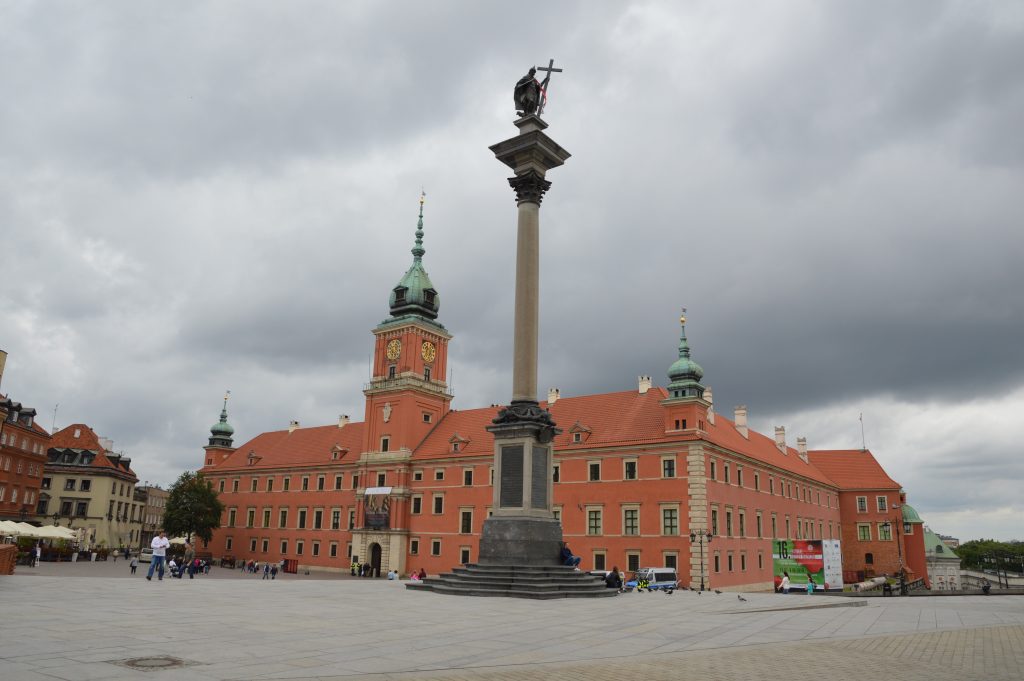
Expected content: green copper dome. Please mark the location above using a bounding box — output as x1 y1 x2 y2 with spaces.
900 503 923 524
667 311 705 399
389 194 440 320
208 394 234 447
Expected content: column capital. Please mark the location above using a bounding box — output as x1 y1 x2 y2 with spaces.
508 171 552 205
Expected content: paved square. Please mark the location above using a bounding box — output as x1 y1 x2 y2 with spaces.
2 563 1023 680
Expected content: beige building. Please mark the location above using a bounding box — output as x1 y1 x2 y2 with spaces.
136 484 169 547
34 424 141 550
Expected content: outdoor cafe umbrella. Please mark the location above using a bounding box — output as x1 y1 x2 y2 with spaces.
0 520 25 535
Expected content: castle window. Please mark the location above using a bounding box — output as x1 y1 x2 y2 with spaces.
377 472 386 487
388 365 396 379
381 437 390 453
624 460 637 480
423 413 432 423
588 462 601 481
424 367 431 381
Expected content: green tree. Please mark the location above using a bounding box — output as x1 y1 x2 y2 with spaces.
163 471 224 544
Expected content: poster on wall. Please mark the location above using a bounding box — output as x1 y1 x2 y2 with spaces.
772 539 843 591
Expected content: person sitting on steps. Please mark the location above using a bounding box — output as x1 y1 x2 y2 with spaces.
560 542 581 568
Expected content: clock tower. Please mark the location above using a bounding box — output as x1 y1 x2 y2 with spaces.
355 195 453 574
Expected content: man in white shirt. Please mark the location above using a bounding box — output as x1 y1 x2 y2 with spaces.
147 530 171 581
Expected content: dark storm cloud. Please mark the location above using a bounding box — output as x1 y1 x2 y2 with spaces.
1 1 1022 540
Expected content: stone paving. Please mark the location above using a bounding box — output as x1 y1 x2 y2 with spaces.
2 564 1023 680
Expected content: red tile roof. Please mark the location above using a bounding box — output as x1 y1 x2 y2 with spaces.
49 424 136 476
50 424 104 451
414 389 832 485
220 390 882 490
807 449 901 490
215 422 366 471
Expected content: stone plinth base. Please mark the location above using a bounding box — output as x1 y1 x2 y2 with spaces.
478 516 563 566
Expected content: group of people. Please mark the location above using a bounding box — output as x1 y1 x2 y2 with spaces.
240 559 281 580
143 532 210 581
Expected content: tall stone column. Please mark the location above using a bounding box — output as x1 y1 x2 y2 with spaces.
478 114 571 565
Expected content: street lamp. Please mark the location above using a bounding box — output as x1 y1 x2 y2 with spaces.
688 529 713 591
882 508 906 596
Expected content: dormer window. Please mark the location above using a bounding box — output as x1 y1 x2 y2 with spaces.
573 433 582 443
424 289 436 306
394 287 407 304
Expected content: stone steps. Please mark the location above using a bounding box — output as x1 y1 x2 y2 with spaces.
405 563 616 599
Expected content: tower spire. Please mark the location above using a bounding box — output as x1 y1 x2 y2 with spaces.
388 192 441 321
412 191 425 262
209 390 234 447
667 307 705 400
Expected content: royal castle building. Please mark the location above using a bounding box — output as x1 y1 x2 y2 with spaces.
200 205 928 590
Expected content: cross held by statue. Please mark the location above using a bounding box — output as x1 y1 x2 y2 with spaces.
536 59 562 115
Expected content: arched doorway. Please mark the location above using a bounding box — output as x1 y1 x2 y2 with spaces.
370 543 382 578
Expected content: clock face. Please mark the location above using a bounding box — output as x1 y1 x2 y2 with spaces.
421 341 437 363
385 339 402 361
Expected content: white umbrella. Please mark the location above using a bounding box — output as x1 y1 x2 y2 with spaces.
34 526 74 540
168 536 188 545
13 522 44 537
0 520 24 535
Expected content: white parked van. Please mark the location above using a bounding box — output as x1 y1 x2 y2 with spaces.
139 548 154 563
626 567 678 591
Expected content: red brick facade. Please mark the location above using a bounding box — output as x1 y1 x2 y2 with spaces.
0 397 50 522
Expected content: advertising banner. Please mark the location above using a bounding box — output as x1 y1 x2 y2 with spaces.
772 539 843 591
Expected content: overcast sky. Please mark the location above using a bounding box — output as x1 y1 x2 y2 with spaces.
2 1 1022 542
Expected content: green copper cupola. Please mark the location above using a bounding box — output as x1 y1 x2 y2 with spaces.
667 310 705 399
389 193 440 320
208 392 234 447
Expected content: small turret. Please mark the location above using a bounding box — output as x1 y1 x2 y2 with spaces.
208 392 234 448
666 309 705 399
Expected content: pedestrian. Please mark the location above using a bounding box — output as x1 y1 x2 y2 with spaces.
130 555 139 574
387 569 396 580
183 542 196 579
113 548 119 563
605 566 623 590
146 530 170 581
350 560 358 576
263 563 270 580
204 560 211 575
806 579 815 595
34 543 41 568
417 568 427 580
270 564 278 580
780 571 790 594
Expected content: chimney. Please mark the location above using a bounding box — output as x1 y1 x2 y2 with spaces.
548 388 560 405
797 436 808 463
734 405 748 438
704 386 715 424
774 426 787 452
638 376 652 394
338 414 350 429
288 420 300 433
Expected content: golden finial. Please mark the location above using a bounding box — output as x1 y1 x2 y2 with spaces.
680 307 687 325
420 188 426 205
